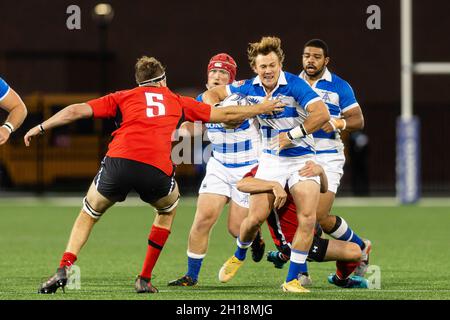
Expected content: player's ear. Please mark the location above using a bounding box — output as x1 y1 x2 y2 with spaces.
325 57 330 66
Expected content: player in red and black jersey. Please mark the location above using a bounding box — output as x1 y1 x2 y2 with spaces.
238 161 369 288
24 56 285 294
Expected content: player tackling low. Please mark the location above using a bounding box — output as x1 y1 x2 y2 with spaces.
238 161 369 289
203 36 330 293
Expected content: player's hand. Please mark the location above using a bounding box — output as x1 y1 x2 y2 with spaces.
177 121 205 137
24 125 42 147
269 132 293 154
272 182 287 209
0 127 11 145
259 94 285 115
177 121 193 137
299 160 323 177
321 118 345 133
259 99 285 114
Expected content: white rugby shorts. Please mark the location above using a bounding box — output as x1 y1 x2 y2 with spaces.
198 157 253 208
254 153 320 189
315 152 346 194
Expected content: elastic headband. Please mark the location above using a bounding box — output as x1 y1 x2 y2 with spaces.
138 73 166 86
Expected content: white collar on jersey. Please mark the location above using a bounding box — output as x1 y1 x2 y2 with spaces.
298 67 333 83
252 70 288 87
299 67 332 82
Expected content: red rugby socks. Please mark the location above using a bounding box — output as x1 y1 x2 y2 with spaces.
140 225 170 279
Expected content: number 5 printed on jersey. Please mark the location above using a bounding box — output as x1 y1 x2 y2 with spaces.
145 92 166 117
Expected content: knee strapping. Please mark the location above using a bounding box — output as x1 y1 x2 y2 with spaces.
155 195 180 214
82 197 103 220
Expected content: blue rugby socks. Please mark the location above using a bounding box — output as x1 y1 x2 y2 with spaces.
234 237 252 261
186 251 206 281
286 249 308 282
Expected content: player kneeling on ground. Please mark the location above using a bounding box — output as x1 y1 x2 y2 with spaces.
24 55 285 294
236 161 369 289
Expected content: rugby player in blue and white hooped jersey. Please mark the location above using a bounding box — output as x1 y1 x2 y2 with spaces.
0 77 27 145
203 37 330 293
299 39 371 278
168 53 266 287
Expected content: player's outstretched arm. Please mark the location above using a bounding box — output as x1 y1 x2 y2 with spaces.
237 177 287 209
0 89 28 145
24 103 93 146
209 98 284 124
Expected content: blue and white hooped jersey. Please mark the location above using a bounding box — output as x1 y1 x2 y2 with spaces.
0 77 10 102
197 93 261 168
226 71 322 158
300 68 359 153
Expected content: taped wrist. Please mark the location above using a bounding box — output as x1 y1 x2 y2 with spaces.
328 119 337 131
288 124 308 139
2 122 14 133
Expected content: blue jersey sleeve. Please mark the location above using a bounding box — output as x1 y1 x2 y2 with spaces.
290 77 321 110
196 93 204 102
0 77 10 102
336 79 358 112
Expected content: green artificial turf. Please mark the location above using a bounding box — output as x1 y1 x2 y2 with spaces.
0 198 449 300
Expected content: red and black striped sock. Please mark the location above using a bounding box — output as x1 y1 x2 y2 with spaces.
140 225 170 279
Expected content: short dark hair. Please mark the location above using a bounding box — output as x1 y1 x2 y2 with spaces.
304 39 329 57
135 56 165 84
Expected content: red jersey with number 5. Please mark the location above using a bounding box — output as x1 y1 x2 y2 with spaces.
87 86 211 176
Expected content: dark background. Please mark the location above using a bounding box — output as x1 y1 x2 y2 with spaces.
0 0 449 195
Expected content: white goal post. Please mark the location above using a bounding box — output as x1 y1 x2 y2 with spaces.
398 0 450 203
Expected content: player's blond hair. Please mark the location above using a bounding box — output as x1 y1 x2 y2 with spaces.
135 56 165 84
247 36 285 68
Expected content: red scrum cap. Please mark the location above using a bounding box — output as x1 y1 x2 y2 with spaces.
207 53 237 83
